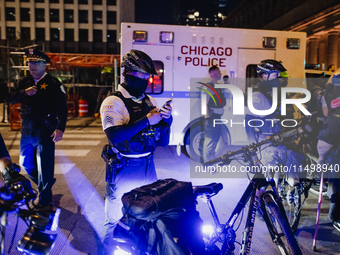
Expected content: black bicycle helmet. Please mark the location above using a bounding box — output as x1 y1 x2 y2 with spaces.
257 59 287 76
121 50 157 75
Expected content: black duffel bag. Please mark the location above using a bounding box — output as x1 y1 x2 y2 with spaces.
121 178 195 221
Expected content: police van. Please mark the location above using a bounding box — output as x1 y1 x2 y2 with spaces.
120 23 307 161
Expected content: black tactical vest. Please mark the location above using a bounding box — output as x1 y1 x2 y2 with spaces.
110 91 158 154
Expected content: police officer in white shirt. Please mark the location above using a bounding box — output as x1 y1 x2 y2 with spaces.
100 50 172 254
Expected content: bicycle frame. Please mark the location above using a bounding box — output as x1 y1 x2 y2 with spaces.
203 170 288 255
203 128 303 254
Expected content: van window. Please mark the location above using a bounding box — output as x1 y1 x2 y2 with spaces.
145 61 164 94
245 64 258 89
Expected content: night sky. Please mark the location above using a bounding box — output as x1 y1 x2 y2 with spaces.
135 0 242 24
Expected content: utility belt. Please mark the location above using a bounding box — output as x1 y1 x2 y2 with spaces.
101 144 153 183
21 104 56 131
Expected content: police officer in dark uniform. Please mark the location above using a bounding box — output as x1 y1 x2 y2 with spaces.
100 50 172 254
245 60 304 189
8 49 68 208
317 72 340 232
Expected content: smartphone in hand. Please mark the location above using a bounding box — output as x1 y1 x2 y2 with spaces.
160 99 172 111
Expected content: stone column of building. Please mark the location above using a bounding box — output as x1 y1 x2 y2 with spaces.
307 37 318 65
327 31 339 71
102 0 107 54
74 2 79 53
318 40 327 71
0 1 5 41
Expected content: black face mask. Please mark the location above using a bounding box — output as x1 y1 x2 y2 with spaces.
124 75 149 98
262 78 280 91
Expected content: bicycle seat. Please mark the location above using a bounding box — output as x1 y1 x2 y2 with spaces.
193 183 223 198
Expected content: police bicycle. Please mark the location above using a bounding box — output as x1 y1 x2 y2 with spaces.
201 128 303 255
113 128 303 255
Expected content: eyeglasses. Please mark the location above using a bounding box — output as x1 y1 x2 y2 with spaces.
129 71 151 80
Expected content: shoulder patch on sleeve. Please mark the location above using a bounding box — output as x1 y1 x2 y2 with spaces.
103 116 114 127
102 104 114 112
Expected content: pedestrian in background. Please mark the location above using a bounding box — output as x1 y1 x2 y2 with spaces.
202 66 226 162
8 49 68 208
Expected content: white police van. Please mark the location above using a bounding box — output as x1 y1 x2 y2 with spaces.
120 23 307 161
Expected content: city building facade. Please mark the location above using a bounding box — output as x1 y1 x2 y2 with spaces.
0 0 134 54
223 0 340 71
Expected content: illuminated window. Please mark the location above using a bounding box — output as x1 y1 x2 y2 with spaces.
145 61 164 94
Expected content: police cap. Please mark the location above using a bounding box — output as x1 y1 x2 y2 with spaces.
25 49 50 63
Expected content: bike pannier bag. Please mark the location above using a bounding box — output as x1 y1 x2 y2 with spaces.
121 179 195 220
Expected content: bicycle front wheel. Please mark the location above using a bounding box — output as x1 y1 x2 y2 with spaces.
263 194 302 255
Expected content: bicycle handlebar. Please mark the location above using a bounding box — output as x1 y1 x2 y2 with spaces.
205 127 300 166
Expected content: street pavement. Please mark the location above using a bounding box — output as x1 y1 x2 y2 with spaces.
0 104 339 254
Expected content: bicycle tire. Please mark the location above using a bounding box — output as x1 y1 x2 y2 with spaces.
263 194 302 255
278 181 301 234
